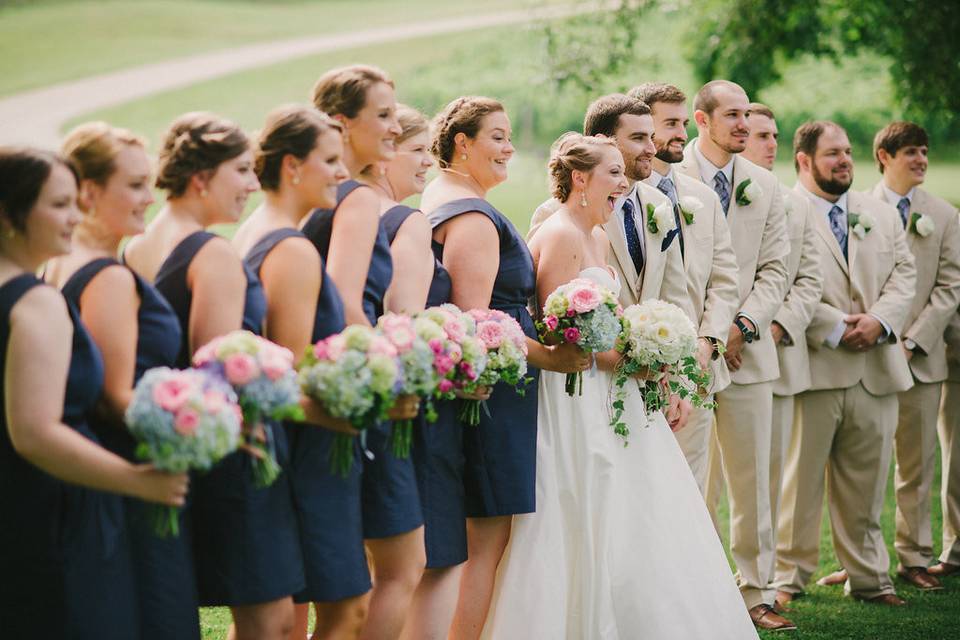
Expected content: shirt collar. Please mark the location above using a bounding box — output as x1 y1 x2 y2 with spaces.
797 182 849 218
693 140 734 186
881 183 916 206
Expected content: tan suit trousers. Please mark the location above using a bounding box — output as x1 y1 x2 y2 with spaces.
775 384 897 598
769 394 796 577
675 400 715 496
894 382 942 567
939 382 960 566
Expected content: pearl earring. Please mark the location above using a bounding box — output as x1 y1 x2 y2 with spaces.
200 188 208 198
292 175 301 186
580 191 588 208
461 153 468 161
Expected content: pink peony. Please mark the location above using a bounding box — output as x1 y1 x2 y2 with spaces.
260 348 292 381
563 327 581 343
438 379 454 393
544 315 559 331
386 327 415 351
173 408 200 436
428 338 444 354
224 353 259 386
192 341 218 365
153 376 193 412
476 321 505 349
467 309 488 322
369 336 398 357
325 336 346 361
313 340 330 361
203 390 226 413
569 285 602 313
443 320 466 343
459 361 476 379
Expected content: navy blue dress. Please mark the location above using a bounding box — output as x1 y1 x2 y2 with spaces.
0 274 137 639
382 205 465 567
153 230 304 606
245 227 370 602
427 198 541 517
63 257 200 640
302 181 424 539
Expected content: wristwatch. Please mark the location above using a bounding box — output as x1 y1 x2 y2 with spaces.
735 316 757 344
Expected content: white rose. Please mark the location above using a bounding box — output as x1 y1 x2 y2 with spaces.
743 181 763 203
915 214 935 237
652 202 675 234
679 196 703 223
858 211 876 231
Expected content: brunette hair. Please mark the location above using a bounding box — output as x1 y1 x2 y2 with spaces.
628 82 687 108
582 94 651 138
430 96 505 168
255 105 343 191
155 112 249 197
793 120 845 172
548 132 618 202
0 147 78 232
873 121 929 173
395 104 429 146
693 79 744 116
311 64 394 118
748 102 775 121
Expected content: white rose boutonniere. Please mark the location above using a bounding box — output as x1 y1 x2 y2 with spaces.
848 211 875 240
646 202 676 235
735 178 762 206
910 212 935 237
678 196 703 225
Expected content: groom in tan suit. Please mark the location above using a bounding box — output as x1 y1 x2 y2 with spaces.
677 80 790 630
774 121 916 608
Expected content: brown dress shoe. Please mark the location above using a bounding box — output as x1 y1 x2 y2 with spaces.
816 569 848 586
928 562 960 577
897 566 943 590
854 593 907 607
748 604 797 631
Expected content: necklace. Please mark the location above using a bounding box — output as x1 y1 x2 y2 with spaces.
440 167 485 196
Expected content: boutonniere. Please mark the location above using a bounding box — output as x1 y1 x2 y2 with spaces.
848 211 875 239
646 202 676 236
909 212 935 237
735 178 762 206
678 196 702 225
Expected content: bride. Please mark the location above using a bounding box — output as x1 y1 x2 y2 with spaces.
481 133 758 639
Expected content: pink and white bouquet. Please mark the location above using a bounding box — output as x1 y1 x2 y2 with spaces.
193 330 303 487
611 299 713 443
465 308 532 423
299 325 402 476
377 313 440 458
125 367 242 536
537 278 621 395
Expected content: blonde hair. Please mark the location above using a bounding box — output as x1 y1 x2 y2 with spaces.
155 112 249 197
548 132 617 202
430 96 504 168
311 64 394 118
255 105 343 191
395 104 429 146
62 121 146 190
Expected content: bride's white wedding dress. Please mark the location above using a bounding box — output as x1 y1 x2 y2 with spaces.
482 267 758 640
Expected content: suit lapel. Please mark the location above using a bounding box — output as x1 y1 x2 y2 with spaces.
798 185 849 276
846 191 863 277
603 209 640 298
638 188 664 300
678 144 700 182
672 177 692 268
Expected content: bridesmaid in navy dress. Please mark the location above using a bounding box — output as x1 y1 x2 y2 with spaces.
123 113 303 640
0 148 187 639
303 65 424 639
44 123 199 639
232 105 370 640
365 104 487 640
420 97 591 640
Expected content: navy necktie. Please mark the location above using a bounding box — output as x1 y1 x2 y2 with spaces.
713 171 731 216
656 176 685 258
622 198 644 276
897 197 910 229
828 204 848 260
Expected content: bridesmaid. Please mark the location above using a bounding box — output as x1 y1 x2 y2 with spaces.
302 65 424 639
44 122 200 639
420 96 591 640
0 147 187 638
231 104 367 640
123 113 304 640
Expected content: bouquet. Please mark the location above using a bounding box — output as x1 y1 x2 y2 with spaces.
299 325 401 476
377 313 439 458
465 308 532 423
125 367 242 536
193 330 303 487
611 299 713 443
536 278 621 395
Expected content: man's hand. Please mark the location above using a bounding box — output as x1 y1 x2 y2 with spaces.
840 314 884 352
771 322 786 345
725 323 746 370
696 337 714 371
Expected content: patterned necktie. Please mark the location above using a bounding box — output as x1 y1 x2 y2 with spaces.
828 204 848 260
621 198 644 276
656 176 685 258
897 196 910 229
713 171 731 216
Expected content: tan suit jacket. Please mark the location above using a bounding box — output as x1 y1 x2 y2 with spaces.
800 186 916 395
870 183 960 384
772 187 823 397
679 143 790 385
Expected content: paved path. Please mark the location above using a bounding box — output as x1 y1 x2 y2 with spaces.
0 4 586 147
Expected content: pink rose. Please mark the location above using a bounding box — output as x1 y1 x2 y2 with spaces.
224 353 259 386
192 341 217 365
544 315 559 331
467 309 488 322
435 354 455 376
438 379 454 393
459 361 476 379
369 336 398 357
476 321 505 349
428 338 444 354
152 377 193 412
443 320 466 343
386 327 415 351
563 327 581 343
203 390 226 413
566 309 576 317
325 336 346 361
569 286 602 314
313 340 330 361
260 348 292 381
173 408 200 436
448 343 462 363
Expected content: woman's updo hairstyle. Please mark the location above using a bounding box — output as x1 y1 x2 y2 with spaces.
395 104 429 146
548 132 617 203
311 65 394 118
254 105 343 191
62 122 146 192
155 112 249 197
0 147 78 232
430 96 504 169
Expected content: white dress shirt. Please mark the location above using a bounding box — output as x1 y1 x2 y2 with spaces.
693 141 734 187
881 184 916 207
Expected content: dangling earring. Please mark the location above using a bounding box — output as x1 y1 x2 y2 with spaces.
580 191 588 208
200 188 208 198
460 153 468 161
292 174 301 186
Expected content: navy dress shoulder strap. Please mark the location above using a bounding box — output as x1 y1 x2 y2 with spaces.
245 227 303 274
426 197 509 247
155 230 216 284
381 204 418 244
301 179 369 258
0 274 44 322
61 257 131 302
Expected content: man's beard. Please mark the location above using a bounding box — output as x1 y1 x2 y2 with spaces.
812 162 852 196
627 158 650 182
655 144 683 164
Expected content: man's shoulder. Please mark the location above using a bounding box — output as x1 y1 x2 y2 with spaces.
734 154 778 189
915 187 958 219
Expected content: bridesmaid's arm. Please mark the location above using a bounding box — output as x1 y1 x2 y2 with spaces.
440 212 499 311
383 212 433 314
78 265 139 419
6 286 187 506
187 236 246 355
325 187 380 327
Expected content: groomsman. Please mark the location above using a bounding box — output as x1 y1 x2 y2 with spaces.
676 80 791 630
939 312 960 579
628 82 740 495
740 104 823 593
775 121 916 608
